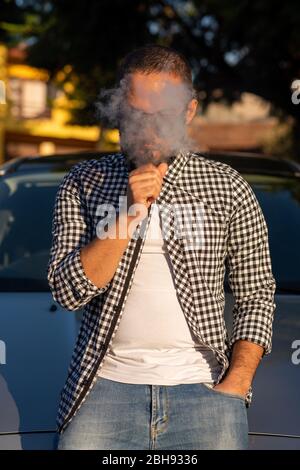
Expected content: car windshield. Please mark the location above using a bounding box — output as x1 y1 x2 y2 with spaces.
0 172 62 291
0 169 299 292
244 174 300 293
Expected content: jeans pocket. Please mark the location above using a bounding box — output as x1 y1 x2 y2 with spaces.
201 382 245 401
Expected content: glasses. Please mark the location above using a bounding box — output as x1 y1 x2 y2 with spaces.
118 103 187 124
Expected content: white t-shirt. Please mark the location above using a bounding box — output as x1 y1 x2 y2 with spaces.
97 201 222 384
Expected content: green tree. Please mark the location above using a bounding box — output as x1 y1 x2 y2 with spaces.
1 0 300 156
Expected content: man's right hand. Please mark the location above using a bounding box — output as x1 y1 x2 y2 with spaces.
127 162 168 214
80 162 168 291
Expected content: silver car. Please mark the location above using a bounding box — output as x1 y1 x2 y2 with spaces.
0 151 299 449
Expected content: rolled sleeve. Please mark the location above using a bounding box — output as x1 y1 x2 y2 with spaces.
47 165 110 311
227 175 277 356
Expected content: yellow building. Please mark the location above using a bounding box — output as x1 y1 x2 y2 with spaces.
0 43 119 165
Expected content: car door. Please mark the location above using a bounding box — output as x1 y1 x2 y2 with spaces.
0 171 84 449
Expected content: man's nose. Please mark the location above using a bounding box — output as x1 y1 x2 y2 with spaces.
143 116 160 133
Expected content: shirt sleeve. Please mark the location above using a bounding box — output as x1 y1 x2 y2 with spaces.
227 174 277 356
47 164 111 311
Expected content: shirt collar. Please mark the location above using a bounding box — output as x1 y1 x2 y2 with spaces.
122 149 190 178
120 149 191 206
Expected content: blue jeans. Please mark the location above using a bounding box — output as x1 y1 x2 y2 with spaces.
56 377 249 450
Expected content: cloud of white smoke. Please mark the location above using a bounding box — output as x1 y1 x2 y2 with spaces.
95 74 197 167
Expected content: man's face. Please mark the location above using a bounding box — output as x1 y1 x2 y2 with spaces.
119 71 198 166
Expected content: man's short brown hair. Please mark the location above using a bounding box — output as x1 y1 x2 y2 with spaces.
116 44 196 98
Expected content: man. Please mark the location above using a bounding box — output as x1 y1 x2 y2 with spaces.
47 45 276 450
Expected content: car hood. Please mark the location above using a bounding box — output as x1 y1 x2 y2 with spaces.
225 292 300 437
0 292 82 434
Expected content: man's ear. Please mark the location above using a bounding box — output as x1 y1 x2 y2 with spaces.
185 99 198 125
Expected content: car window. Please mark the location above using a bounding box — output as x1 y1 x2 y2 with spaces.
0 170 298 292
243 174 300 292
0 173 62 292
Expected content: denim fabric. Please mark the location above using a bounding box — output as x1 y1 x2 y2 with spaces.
56 376 249 450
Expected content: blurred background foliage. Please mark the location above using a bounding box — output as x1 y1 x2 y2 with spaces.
1 0 300 159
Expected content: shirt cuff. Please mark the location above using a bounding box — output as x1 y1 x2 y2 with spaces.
60 246 110 299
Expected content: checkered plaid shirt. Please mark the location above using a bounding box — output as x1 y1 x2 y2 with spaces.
47 151 276 434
